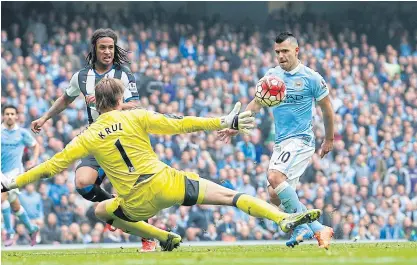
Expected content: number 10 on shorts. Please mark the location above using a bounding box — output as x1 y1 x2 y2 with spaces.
274 151 291 165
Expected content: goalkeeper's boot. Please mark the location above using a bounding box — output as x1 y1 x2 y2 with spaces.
286 225 314 248
160 232 182 251
279 209 321 233
314 226 334 249
105 223 118 232
29 225 39 246
140 238 157 252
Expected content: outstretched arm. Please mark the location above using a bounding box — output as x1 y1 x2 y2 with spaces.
3 136 89 190
31 93 77 133
143 102 254 135
31 72 80 133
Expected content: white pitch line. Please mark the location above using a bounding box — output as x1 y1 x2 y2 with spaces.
1 239 409 252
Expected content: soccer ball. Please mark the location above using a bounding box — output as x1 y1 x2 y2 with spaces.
255 76 286 107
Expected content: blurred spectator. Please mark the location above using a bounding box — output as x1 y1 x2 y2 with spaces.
48 174 69 206
40 213 62 244
39 182 55 223
380 215 404 240
15 224 31 245
166 214 186 239
19 183 44 223
216 212 237 241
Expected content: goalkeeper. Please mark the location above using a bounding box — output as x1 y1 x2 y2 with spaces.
2 78 321 250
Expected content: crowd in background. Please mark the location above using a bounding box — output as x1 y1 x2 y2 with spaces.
1 3 417 245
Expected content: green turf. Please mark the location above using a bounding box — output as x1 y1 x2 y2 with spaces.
2 243 417 265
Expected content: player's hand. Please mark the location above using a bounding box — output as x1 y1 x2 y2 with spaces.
85 95 96 104
217 128 239 143
320 139 334 158
31 117 47 134
220 102 255 135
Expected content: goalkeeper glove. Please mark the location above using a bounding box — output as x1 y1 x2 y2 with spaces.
220 102 255 135
1 173 17 193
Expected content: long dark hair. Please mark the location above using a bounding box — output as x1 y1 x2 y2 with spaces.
85 28 130 67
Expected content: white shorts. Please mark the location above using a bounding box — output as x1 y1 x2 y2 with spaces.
268 137 315 189
2 168 22 202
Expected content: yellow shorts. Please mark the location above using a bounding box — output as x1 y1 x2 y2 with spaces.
106 167 207 222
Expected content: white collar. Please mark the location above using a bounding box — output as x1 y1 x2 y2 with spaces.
1 123 19 131
285 61 302 75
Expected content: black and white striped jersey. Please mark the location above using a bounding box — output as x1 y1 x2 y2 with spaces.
65 65 139 124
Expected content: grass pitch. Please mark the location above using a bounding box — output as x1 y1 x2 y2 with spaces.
2 243 417 265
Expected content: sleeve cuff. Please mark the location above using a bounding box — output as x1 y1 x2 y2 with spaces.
316 90 329 102
64 91 79 100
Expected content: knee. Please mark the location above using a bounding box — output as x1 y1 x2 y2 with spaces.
94 202 108 221
11 202 21 212
267 170 287 188
75 171 97 189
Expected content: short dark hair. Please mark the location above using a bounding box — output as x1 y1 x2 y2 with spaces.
2 105 18 114
95 78 125 112
85 28 130 67
275 31 297 44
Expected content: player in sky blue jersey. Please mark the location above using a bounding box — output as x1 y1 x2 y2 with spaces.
1 105 40 246
219 32 335 248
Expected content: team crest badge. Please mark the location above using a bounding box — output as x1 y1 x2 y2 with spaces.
128 82 138 92
294 78 304 91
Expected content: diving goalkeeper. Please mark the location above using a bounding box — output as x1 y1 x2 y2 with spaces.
2 78 321 250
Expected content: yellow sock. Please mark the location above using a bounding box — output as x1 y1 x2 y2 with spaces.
105 199 170 242
233 193 288 223
111 217 170 242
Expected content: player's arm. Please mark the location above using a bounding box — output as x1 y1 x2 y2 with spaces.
27 141 40 168
217 99 262 142
315 76 334 158
32 142 40 164
2 135 89 191
317 96 335 142
141 102 254 135
246 98 264 114
31 72 80 133
44 93 77 120
121 69 140 110
22 129 40 167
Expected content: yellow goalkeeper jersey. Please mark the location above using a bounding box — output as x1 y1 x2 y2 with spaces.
17 108 222 198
